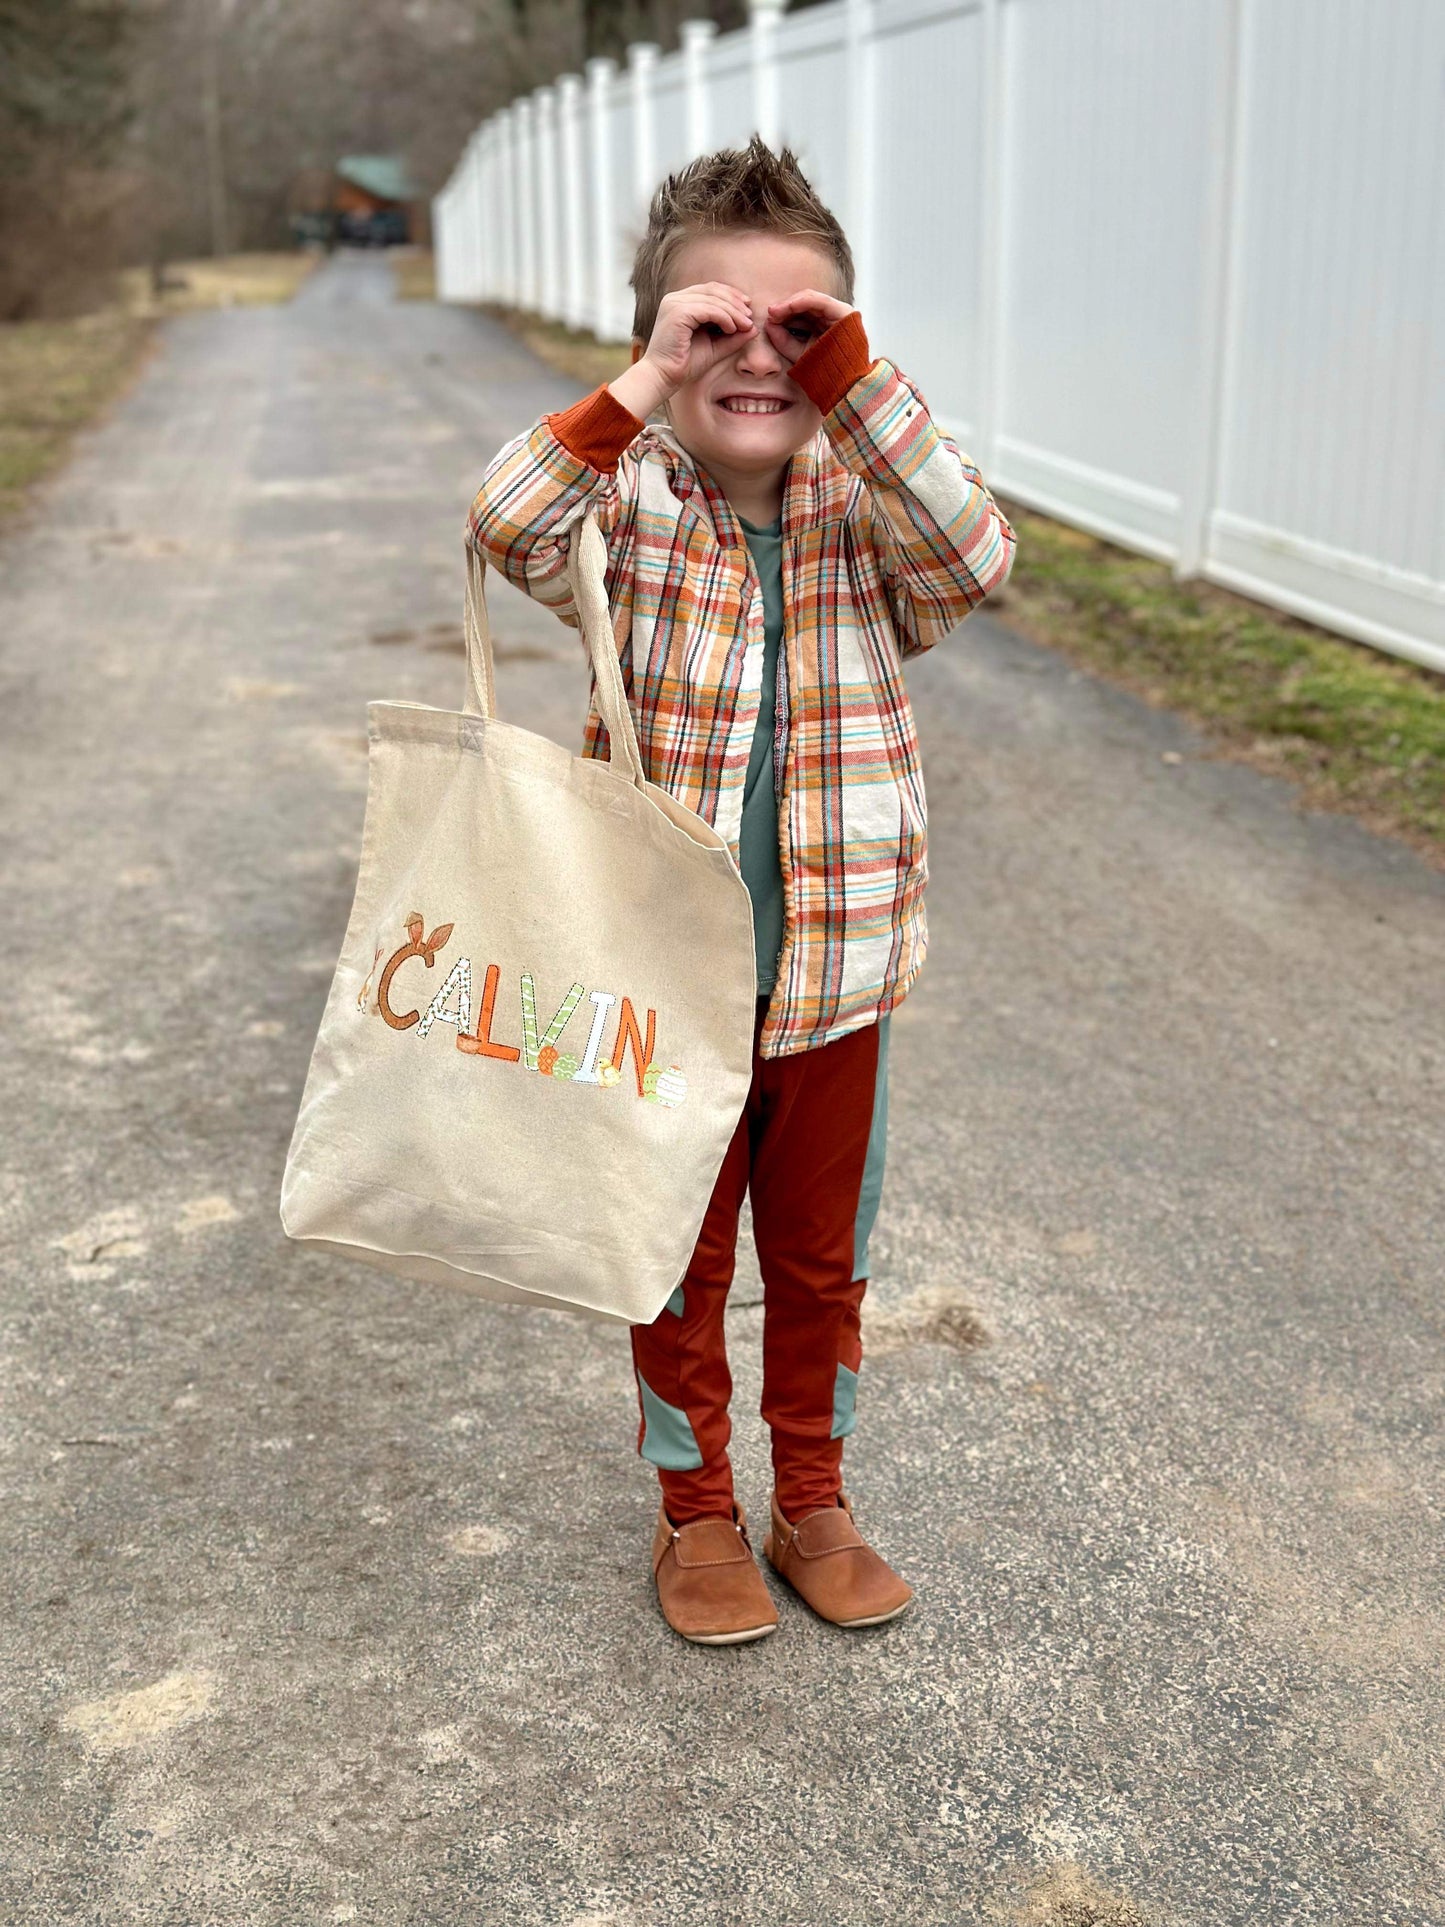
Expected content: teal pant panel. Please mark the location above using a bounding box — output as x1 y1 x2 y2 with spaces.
852 1012 891 1281
637 1373 704 1471
830 1361 859 1440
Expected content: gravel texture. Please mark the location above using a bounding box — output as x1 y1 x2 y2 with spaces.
2 253 1441 1927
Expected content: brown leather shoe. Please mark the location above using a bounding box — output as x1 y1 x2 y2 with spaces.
763 1490 913 1628
651 1502 779 1645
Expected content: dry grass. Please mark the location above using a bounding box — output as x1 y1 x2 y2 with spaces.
482 302 632 388
390 247 438 302
0 310 156 524
0 252 318 527
117 250 319 316
388 253 630 387
476 301 1445 868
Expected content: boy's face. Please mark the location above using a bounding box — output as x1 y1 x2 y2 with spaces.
649 231 841 489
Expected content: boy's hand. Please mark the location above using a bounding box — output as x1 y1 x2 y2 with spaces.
610 283 758 419
763 290 858 366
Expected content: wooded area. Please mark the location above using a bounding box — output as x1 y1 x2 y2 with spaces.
0 0 748 321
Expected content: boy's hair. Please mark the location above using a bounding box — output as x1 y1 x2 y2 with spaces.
630 134 855 344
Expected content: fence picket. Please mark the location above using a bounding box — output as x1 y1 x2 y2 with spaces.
433 0 1444 670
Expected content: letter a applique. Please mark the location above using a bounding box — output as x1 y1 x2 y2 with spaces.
417 957 472 1039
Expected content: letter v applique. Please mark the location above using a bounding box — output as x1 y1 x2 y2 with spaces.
519 972 585 1072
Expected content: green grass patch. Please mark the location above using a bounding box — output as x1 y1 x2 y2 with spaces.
999 505 1444 859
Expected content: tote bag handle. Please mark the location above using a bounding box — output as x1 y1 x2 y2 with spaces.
463 514 647 792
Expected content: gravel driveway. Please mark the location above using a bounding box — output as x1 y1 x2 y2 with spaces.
2 252 1441 1926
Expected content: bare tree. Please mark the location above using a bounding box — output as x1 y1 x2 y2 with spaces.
0 0 749 309
126 0 586 257
579 1 746 64
0 0 139 316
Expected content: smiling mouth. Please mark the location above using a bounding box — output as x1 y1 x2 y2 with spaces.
717 397 793 415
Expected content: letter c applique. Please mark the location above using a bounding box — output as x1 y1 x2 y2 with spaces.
376 911 454 1030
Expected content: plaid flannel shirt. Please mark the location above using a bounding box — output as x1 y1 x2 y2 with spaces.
466 311 1016 1058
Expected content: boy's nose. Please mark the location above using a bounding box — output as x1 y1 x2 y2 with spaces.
734 315 785 375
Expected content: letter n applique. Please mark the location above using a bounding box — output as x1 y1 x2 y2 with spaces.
610 997 657 1098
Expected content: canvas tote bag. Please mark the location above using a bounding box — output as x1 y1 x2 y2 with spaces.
280 514 757 1325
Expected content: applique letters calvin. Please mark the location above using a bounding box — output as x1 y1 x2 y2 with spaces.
356 912 688 1109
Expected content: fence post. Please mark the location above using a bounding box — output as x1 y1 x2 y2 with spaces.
587 56 618 340
453 145 467 300
497 107 517 307
453 142 469 302
433 189 448 298
1175 0 1247 580
536 85 560 320
630 41 659 226
467 128 487 302
441 164 460 301
750 0 785 147
519 95 541 312
481 118 498 303
974 0 1006 470
557 75 586 330
845 0 875 314
682 17 715 158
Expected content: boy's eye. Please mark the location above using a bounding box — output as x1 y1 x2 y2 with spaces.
786 323 817 343
701 322 725 339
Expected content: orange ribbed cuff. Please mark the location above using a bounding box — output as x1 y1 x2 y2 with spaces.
546 383 645 471
788 309 873 415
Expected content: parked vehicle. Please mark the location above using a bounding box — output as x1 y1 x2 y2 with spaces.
337 206 409 248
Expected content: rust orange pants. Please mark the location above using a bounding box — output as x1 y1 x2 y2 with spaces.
629 1002 891 1525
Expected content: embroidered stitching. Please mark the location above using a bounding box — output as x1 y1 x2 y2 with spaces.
363 913 688 1105
376 913 454 1030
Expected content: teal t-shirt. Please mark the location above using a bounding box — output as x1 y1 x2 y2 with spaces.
737 512 786 995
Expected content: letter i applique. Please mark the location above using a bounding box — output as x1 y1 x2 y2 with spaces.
572 991 620 1086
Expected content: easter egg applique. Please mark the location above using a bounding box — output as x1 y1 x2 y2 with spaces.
655 1065 688 1110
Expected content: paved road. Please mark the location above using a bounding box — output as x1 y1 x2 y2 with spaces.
3 253 1442 1926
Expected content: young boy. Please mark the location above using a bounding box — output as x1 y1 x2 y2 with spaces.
468 138 1015 1645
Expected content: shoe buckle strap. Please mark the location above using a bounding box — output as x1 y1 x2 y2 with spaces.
669 1519 751 1570
789 1508 865 1559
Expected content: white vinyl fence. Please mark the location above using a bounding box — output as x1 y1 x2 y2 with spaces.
435 0 1445 673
